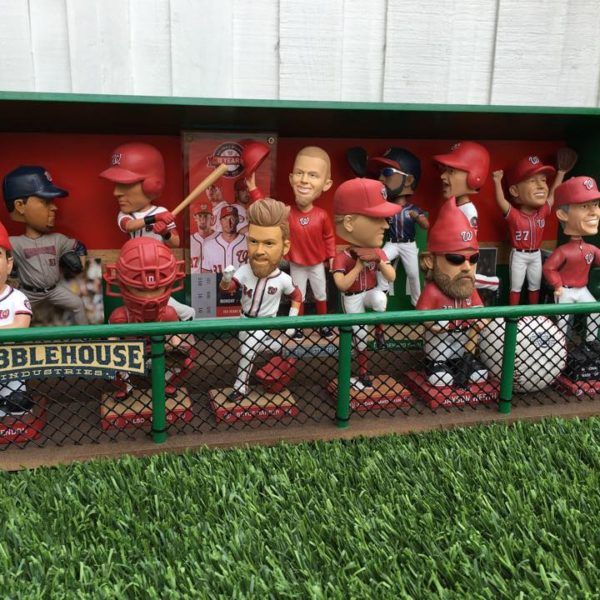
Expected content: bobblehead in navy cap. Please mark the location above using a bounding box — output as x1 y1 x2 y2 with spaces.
2 166 68 213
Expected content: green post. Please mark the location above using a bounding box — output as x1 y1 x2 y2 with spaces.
336 325 353 428
150 335 167 443
498 318 518 414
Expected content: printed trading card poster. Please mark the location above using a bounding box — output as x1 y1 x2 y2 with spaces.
183 133 277 317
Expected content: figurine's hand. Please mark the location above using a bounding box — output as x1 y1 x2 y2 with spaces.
492 170 504 182
408 210 418 220
222 265 236 284
245 172 256 191
556 147 578 173
554 286 564 298
155 211 175 225
152 221 169 236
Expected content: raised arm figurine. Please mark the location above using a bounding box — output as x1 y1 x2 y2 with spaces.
493 148 576 305
100 142 195 321
2 166 88 325
543 176 600 349
246 146 336 340
368 148 429 306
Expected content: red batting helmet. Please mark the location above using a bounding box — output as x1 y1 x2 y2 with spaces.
100 143 165 199
104 238 185 322
555 176 600 207
433 141 490 189
241 141 270 176
428 198 478 254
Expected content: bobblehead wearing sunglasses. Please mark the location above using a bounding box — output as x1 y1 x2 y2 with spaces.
366 148 429 306
416 198 489 388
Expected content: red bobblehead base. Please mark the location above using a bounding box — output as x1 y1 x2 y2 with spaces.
100 388 193 431
554 375 600 397
328 374 414 412
0 396 46 444
209 388 299 424
404 371 499 410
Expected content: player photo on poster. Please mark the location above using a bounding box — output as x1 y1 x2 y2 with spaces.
183 132 277 317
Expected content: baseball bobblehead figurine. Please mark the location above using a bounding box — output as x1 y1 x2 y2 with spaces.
369 148 429 306
217 198 302 405
190 200 215 274
247 147 336 340
104 237 198 404
493 149 576 305
543 176 600 346
0 221 34 417
100 142 195 321
201 205 248 274
412 198 494 405
2 166 89 325
332 178 400 389
433 141 499 295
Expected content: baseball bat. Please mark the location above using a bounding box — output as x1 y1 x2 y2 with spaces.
171 163 228 217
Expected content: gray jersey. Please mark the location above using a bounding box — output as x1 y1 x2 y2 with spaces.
10 233 76 289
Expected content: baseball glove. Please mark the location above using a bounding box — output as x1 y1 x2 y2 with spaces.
350 247 381 264
60 251 83 275
556 147 578 173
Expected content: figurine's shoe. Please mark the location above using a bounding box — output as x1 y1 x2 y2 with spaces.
113 387 132 401
351 375 373 390
165 384 178 396
584 340 600 356
226 390 245 403
291 329 304 341
0 392 34 417
166 348 200 387
373 329 387 349
320 327 335 339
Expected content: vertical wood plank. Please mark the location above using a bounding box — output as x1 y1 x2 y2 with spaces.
0 0 35 91
232 0 279 99
170 0 234 98
66 0 133 94
130 0 172 96
383 0 497 104
29 0 71 92
279 0 344 101
491 0 600 107
340 0 386 102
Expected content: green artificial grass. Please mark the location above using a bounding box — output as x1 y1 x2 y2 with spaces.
1 418 600 599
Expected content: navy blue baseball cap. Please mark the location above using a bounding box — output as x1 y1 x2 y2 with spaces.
2 166 69 203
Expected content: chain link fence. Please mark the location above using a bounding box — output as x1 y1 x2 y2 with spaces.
1 303 599 457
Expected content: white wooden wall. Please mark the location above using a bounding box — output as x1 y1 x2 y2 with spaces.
1 0 598 107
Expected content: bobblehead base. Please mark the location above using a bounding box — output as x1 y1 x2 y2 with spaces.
0 396 46 444
553 343 600 397
404 371 499 410
100 388 193 431
327 375 414 412
209 388 299 424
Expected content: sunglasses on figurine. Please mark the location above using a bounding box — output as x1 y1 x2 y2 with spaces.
443 253 480 266
380 167 410 178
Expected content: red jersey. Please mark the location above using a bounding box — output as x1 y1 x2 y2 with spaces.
109 305 179 324
543 238 600 289
287 205 336 266
332 248 389 293
416 282 483 329
505 202 550 250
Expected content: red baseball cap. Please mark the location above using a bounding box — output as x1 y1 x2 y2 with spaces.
220 205 239 218
193 201 213 215
506 155 556 187
333 178 401 218
0 221 11 251
428 198 478 254
554 176 600 206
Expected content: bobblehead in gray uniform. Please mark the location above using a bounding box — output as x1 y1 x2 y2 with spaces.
2 166 89 325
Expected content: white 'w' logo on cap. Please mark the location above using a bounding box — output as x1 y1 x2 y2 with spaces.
583 178 594 190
